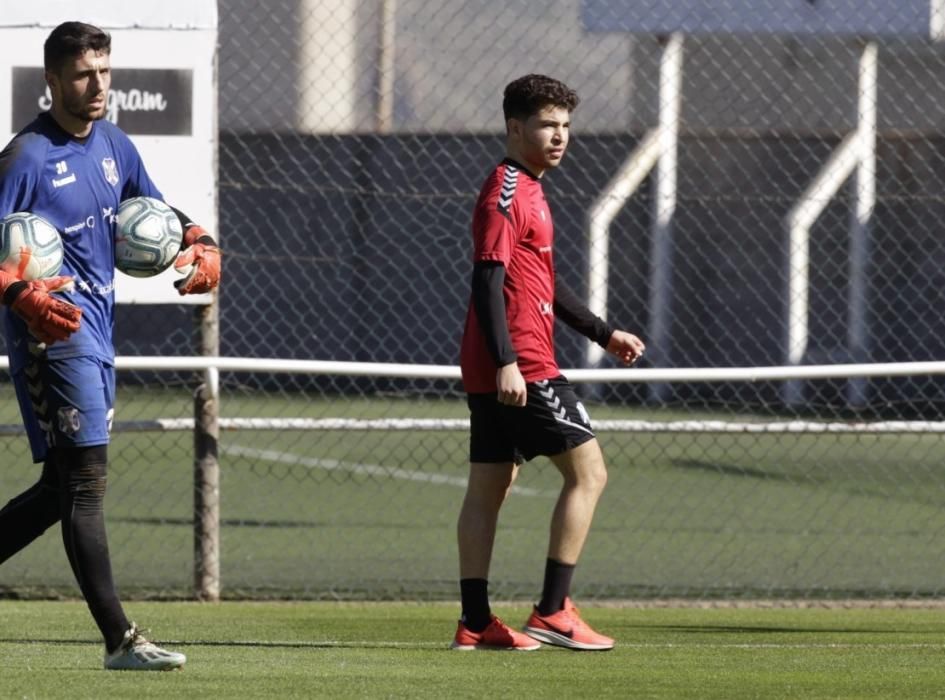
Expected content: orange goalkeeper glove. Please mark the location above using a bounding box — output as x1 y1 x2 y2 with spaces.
0 269 82 345
174 226 221 295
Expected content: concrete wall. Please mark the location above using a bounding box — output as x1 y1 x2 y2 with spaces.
205 132 945 407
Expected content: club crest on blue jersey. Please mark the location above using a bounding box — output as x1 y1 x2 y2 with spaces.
102 157 119 186
57 406 81 436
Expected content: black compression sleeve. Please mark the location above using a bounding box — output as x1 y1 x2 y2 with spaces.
169 205 216 249
2 280 27 305
471 262 517 367
554 277 614 348
169 205 197 231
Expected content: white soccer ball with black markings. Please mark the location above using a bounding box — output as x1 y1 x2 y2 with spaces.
115 196 183 278
0 211 65 281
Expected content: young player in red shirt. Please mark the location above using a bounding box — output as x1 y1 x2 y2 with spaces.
453 74 645 651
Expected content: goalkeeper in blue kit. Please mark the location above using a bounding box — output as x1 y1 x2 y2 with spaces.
0 22 220 670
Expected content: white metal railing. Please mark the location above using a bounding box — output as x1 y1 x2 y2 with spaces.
5 355 943 381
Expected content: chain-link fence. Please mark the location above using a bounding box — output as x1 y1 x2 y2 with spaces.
4 1 945 600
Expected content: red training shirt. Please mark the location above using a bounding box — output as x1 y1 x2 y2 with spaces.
460 158 559 392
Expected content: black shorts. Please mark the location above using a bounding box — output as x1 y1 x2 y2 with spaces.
467 375 596 464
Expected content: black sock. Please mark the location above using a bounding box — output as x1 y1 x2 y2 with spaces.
537 558 575 616
459 578 491 632
57 447 130 652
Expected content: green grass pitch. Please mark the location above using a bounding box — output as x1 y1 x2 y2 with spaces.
2 601 945 699
3 388 945 696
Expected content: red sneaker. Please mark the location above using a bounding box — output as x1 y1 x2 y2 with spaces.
451 615 542 651
523 597 614 650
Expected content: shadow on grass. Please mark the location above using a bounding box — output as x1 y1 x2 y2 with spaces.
1 637 443 649
671 459 807 483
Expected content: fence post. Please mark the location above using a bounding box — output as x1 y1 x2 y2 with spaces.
194 297 220 600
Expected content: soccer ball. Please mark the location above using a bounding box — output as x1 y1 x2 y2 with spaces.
115 196 183 277
0 211 65 280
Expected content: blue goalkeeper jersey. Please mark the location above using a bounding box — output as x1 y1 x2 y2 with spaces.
0 112 162 372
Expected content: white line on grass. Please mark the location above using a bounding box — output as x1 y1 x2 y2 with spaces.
222 444 556 498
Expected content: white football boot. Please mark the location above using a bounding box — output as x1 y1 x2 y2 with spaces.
103 623 186 671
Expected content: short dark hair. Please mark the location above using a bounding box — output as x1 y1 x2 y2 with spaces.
44 21 111 74
502 74 579 123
